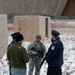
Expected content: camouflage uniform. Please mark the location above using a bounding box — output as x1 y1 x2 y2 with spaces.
27 41 46 75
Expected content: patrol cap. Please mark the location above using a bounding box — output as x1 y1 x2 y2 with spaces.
36 35 42 39
51 30 60 36
11 32 20 39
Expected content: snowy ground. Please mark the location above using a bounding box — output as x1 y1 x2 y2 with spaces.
0 34 75 75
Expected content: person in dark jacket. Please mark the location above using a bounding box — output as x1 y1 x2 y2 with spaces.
7 32 20 75
7 33 29 75
47 30 64 75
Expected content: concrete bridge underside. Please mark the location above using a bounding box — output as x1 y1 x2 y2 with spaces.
0 0 75 16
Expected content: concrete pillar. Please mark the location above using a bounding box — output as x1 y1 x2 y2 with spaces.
14 15 51 41
0 14 8 57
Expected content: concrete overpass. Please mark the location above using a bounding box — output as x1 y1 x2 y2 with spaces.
0 0 75 16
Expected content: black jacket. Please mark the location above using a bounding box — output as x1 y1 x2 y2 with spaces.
7 41 14 49
47 38 64 67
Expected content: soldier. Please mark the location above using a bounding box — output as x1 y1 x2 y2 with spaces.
46 30 64 75
28 35 46 75
7 33 29 75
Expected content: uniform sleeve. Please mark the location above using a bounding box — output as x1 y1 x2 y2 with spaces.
22 48 29 63
7 48 10 61
7 41 14 49
43 45 46 56
27 42 36 55
48 42 60 60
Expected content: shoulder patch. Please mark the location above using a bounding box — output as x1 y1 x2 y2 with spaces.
19 47 21 49
51 46 55 50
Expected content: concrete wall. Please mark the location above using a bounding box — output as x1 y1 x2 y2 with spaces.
14 15 51 41
0 14 8 57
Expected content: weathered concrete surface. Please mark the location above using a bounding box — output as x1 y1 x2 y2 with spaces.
0 14 8 57
0 0 69 16
14 15 51 41
62 0 75 16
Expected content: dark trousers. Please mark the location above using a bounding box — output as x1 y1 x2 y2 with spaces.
47 66 62 75
9 65 11 75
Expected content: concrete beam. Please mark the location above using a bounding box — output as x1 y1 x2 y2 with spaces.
31 0 40 14
35 0 48 14
42 0 51 15
42 0 61 15
62 0 75 16
54 0 68 15
0 0 69 16
0 14 8 57
24 0 35 14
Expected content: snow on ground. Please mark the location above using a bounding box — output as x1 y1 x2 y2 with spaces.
0 34 75 75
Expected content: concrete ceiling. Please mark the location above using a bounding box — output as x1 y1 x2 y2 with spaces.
62 0 75 16
0 0 74 16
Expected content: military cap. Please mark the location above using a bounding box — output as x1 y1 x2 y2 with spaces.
51 30 60 36
36 35 42 39
11 32 20 39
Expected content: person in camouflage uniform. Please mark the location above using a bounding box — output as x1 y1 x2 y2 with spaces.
28 35 46 75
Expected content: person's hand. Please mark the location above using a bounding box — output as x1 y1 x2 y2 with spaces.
33 52 38 55
43 55 46 59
